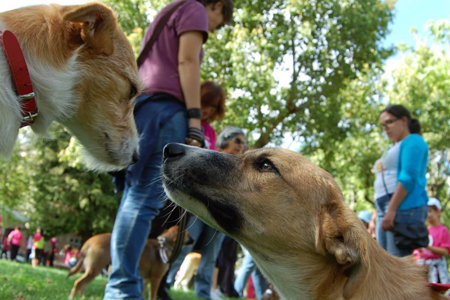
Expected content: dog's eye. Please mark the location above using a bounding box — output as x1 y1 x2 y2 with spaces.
129 85 138 99
256 159 277 173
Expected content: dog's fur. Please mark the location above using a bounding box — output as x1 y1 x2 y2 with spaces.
174 252 201 292
161 143 446 300
67 226 192 300
0 2 140 170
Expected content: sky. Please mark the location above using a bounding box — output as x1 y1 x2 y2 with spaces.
1 0 449 48
1 0 449 149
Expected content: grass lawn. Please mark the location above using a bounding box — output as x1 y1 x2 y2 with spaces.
0 259 243 300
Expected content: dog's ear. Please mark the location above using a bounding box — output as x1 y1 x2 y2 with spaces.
316 200 370 299
63 3 116 55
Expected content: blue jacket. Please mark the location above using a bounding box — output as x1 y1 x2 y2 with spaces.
397 134 429 210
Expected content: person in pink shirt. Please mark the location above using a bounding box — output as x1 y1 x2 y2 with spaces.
7 226 23 261
1 237 10 259
200 80 226 150
414 198 450 283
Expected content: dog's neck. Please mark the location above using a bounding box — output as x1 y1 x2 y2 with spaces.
0 19 80 158
250 237 442 300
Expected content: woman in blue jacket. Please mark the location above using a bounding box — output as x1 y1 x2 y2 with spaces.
370 104 429 257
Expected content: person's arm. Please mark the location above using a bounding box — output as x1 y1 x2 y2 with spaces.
368 210 377 237
381 183 408 231
426 246 449 256
178 31 203 146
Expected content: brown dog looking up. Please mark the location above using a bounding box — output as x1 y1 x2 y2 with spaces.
161 143 446 300
67 226 192 300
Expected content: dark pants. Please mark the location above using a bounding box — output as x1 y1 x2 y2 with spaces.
10 244 19 260
216 237 239 297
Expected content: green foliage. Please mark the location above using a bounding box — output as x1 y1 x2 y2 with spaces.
0 126 119 240
203 0 394 150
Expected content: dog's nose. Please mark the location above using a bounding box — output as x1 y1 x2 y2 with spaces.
163 143 186 161
132 150 139 164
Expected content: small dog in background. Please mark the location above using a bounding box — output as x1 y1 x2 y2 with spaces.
0 2 140 171
174 252 201 292
67 226 192 300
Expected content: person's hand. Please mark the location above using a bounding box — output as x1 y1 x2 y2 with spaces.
185 127 204 148
185 137 202 148
381 210 396 231
368 218 376 238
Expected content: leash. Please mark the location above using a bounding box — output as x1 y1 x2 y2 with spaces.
168 211 187 264
157 212 187 264
0 30 38 127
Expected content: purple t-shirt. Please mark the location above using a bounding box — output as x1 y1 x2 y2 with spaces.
139 0 209 102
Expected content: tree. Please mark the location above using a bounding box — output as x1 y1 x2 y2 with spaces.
203 0 394 152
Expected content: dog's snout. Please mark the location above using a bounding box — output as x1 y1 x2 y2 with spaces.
132 150 139 164
163 143 186 161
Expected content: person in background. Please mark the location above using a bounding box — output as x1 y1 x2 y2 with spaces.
32 228 44 267
49 237 59 267
26 235 33 263
234 247 269 300
166 81 227 300
414 198 450 283
212 126 247 300
0 214 3 242
357 210 373 230
104 1 234 299
369 104 429 257
7 226 22 261
1 236 9 259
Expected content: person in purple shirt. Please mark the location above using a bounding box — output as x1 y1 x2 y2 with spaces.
104 1 234 300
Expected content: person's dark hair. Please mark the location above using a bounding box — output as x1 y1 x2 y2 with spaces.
217 126 245 149
380 104 421 134
201 81 226 122
198 0 234 24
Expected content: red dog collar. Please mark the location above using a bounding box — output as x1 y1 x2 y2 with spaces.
1 30 38 128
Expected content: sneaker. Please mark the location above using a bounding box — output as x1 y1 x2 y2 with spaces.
210 288 224 300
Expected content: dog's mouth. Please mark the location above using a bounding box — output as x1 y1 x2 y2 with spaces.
161 144 244 235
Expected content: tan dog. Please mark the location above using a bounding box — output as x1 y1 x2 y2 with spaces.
174 252 201 292
67 226 192 300
0 2 140 170
161 143 446 300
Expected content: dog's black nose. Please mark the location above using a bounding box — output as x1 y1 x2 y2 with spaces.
132 150 139 164
163 143 186 161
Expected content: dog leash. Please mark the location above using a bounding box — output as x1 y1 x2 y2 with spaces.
168 212 188 264
0 30 38 127
157 213 187 264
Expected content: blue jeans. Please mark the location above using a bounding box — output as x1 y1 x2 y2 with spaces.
234 248 268 300
375 194 428 257
104 110 187 300
166 218 225 300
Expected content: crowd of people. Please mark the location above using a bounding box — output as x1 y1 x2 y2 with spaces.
0 226 80 270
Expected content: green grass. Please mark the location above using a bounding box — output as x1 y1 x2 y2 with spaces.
0 260 243 300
